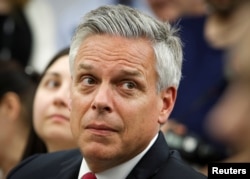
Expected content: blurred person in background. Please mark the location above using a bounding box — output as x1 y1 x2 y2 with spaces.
148 0 207 22
0 60 37 179
0 0 57 74
0 0 32 69
147 0 228 168
199 0 250 174
21 47 77 160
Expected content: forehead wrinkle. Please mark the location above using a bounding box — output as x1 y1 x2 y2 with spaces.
76 52 147 73
75 35 155 79
77 34 152 64
104 49 151 73
76 60 144 77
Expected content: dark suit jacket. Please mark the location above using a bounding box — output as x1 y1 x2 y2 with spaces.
7 132 207 179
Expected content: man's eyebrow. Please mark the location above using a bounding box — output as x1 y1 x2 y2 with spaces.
120 69 142 77
77 63 93 71
77 63 143 79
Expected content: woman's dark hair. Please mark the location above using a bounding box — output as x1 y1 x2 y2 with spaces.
41 47 70 77
21 47 70 160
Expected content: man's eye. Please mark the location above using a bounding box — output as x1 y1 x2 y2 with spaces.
82 77 96 85
122 81 136 89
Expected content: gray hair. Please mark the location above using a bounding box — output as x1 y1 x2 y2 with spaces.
69 5 183 92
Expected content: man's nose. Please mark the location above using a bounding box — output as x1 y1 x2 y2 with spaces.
91 84 113 113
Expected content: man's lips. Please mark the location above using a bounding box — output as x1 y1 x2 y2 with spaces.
85 124 117 135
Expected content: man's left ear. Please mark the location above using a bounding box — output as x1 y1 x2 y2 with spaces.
158 87 177 124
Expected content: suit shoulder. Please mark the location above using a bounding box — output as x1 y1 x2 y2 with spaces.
156 150 207 179
7 149 81 179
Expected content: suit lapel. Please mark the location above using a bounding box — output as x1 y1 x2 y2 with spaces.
56 150 82 179
126 132 170 179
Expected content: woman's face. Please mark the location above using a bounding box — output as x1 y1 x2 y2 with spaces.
33 55 76 152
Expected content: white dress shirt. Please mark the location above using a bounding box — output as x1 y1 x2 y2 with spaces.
78 133 158 179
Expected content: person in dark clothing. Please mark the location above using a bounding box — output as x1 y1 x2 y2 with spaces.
0 60 37 178
0 0 32 69
7 4 206 179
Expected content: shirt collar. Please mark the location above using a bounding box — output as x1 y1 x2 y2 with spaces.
78 133 158 179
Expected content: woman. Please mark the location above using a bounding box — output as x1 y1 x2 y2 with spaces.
22 47 77 159
0 60 37 178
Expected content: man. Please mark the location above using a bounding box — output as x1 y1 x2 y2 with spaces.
7 5 206 179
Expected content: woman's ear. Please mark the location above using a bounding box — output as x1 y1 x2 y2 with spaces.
0 92 21 121
158 86 177 125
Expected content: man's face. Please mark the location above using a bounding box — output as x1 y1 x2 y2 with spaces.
70 34 175 172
